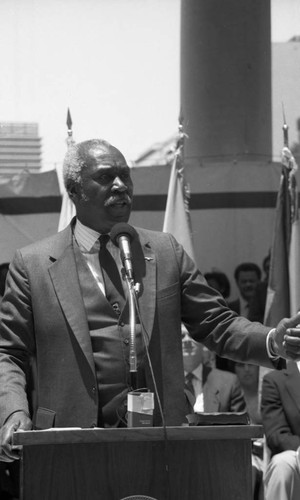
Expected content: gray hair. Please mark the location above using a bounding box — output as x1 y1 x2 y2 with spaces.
62 139 113 194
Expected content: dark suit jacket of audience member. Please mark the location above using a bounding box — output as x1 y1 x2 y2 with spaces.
248 281 268 324
261 362 300 457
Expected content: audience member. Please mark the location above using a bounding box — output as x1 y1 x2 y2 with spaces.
204 270 231 300
248 253 271 323
228 262 262 318
261 361 300 500
182 326 246 413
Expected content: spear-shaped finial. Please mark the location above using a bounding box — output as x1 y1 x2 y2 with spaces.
66 108 73 137
282 102 289 147
66 108 75 149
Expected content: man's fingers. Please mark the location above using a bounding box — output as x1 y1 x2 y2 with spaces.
284 333 300 344
287 312 300 327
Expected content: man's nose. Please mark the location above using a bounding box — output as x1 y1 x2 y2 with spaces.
112 176 127 191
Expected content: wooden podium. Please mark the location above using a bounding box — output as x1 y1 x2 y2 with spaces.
13 425 262 500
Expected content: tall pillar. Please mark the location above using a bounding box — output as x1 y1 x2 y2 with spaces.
181 0 272 165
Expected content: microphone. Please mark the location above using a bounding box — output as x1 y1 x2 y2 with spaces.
110 223 137 280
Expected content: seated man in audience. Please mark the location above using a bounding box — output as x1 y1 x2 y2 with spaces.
182 325 246 413
204 270 231 302
228 262 261 318
261 361 300 500
248 253 270 323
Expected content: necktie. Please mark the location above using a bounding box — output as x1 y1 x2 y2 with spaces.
185 372 195 397
99 234 125 313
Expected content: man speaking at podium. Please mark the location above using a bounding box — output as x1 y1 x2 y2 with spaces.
1 138 300 463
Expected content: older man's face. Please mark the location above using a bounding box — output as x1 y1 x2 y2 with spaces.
73 144 133 233
182 327 205 372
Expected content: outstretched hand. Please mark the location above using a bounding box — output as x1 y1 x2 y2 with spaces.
0 411 32 462
272 312 300 360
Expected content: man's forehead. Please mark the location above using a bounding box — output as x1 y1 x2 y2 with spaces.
87 145 127 167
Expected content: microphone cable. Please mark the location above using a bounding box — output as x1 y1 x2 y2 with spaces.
132 288 171 500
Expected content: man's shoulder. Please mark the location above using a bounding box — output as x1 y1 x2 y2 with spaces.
134 226 169 240
208 367 238 386
18 224 71 257
263 367 287 385
134 226 177 248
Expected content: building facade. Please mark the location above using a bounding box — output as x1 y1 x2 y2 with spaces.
0 122 42 174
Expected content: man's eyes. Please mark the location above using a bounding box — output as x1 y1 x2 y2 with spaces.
98 174 112 183
97 172 130 183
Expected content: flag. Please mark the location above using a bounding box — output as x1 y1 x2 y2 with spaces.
162 135 195 261
264 147 300 326
288 165 300 315
259 148 300 401
58 190 75 231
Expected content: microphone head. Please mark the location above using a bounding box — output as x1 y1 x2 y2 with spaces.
110 223 137 246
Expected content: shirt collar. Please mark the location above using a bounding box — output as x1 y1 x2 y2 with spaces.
74 219 101 252
185 363 203 382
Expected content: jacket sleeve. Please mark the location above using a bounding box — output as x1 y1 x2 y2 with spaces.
169 234 281 369
0 250 34 426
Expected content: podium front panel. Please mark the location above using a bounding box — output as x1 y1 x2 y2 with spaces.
14 426 262 500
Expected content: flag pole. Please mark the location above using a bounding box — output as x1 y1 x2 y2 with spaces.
58 108 76 231
162 113 195 261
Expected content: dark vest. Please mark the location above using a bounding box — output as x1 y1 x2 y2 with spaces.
73 241 145 426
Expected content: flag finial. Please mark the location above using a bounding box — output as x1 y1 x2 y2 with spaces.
66 108 75 149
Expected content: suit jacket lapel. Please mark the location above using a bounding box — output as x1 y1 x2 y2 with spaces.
203 373 220 412
47 224 157 372
48 226 95 375
131 231 156 344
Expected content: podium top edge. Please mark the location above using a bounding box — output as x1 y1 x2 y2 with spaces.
13 425 263 446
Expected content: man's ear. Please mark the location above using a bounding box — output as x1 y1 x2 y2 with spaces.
68 183 81 203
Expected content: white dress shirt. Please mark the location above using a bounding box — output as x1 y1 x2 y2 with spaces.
74 219 124 297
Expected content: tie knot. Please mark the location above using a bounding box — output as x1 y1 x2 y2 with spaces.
99 234 110 249
185 372 194 383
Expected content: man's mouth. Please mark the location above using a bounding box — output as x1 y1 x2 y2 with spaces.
106 195 131 208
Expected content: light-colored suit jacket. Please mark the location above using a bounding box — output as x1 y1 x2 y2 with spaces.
0 221 275 428
202 368 246 413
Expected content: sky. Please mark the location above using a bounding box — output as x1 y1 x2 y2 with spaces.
0 0 299 172
0 0 181 170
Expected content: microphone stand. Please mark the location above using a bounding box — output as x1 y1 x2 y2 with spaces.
124 273 138 390
123 265 154 428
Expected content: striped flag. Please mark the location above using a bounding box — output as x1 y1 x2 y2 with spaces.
259 147 300 402
163 132 195 261
264 147 300 326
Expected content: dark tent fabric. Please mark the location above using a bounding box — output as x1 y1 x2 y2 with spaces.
0 169 61 263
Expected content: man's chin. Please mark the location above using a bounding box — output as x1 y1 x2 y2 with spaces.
107 204 131 223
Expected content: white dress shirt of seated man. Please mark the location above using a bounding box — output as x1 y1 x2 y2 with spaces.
182 325 215 413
